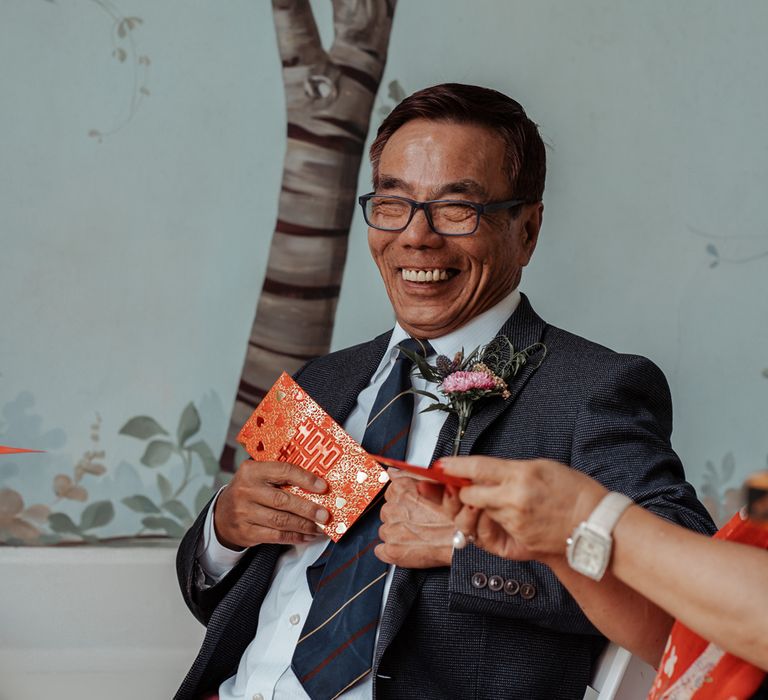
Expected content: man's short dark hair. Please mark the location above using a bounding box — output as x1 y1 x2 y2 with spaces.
370 83 546 202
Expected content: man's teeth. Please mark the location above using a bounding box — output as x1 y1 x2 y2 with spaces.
401 269 450 282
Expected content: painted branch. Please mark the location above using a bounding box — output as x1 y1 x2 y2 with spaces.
222 0 397 468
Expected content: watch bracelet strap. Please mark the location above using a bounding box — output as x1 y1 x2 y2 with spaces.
586 492 634 537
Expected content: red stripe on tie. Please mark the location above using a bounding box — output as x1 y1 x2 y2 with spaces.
380 423 410 457
299 619 378 683
315 538 380 591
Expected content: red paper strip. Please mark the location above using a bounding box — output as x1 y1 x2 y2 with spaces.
0 445 45 455
371 454 472 488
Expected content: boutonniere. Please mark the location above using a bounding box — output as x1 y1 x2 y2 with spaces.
399 337 547 456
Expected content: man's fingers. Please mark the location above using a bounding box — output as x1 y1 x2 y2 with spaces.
247 460 327 493
454 505 481 538
252 481 330 524
245 525 318 546
374 542 396 564
379 500 407 524
415 480 445 504
245 503 324 536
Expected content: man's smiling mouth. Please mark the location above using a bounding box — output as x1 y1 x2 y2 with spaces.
400 268 458 282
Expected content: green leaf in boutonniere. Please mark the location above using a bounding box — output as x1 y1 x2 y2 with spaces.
398 336 547 456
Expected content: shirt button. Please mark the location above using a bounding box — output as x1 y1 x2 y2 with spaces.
488 575 504 592
504 578 520 596
520 582 536 600
252 694 264 700
289 613 301 626
471 572 488 589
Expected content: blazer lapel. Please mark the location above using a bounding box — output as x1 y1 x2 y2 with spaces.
376 297 549 667
431 294 548 459
303 331 392 425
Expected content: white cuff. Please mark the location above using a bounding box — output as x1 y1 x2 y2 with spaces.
196 486 247 583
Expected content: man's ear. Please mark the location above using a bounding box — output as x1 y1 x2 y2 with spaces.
519 202 543 264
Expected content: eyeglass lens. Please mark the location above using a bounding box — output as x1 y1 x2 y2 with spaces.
365 196 478 235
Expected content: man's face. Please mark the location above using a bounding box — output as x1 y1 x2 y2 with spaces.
368 119 543 339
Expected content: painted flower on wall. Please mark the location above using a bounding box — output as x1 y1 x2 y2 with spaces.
0 488 49 544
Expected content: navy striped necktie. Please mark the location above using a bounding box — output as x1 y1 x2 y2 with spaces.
291 337 432 699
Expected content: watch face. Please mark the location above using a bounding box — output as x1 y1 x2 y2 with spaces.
572 531 610 578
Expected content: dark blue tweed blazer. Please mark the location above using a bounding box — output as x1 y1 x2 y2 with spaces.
174 295 715 700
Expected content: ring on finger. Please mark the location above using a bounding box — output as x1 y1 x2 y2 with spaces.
452 529 474 550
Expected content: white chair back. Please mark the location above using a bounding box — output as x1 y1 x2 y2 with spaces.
583 643 656 700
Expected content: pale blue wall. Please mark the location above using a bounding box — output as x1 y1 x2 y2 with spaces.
2 0 767 542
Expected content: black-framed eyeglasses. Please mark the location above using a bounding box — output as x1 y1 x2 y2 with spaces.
358 192 527 236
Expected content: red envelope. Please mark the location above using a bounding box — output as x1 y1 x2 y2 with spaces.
371 455 472 488
237 373 389 542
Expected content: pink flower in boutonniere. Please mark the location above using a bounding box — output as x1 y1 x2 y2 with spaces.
441 367 510 397
398 337 546 456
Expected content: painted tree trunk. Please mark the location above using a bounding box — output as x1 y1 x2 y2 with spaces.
221 0 397 469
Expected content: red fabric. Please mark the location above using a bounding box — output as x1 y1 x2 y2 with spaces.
648 510 768 699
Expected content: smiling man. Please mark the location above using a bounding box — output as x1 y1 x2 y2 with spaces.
175 84 714 700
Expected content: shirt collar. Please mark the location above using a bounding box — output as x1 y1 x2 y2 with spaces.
381 288 522 372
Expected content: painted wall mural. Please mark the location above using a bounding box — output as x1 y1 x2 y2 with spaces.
0 394 227 545
3 1 768 545
222 0 397 470
42 0 152 142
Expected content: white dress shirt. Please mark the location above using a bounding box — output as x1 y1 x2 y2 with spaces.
198 289 522 700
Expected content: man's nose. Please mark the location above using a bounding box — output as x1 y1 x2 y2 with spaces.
399 208 442 247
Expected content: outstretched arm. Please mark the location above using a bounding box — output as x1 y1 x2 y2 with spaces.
444 456 768 671
445 456 674 667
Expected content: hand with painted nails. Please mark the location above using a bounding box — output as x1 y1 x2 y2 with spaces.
213 459 329 549
441 456 608 560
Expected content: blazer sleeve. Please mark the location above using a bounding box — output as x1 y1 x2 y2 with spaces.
176 497 260 626
569 354 714 532
448 353 715 633
175 360 323 627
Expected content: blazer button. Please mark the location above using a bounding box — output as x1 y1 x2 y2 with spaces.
520 582 536 600
471 572 488 589
488 575 504 592
504 579 520 596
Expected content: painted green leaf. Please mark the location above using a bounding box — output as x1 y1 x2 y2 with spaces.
162 499 192 523
122 494 161 514
195 484 217 514
119 416 168 440
140 440 175 467
388 80 406 102
157 473 173 502
79 500 115 531
48 512 81 535
722 452 735 481
177 402 201 447
187 440 219 475
142 516 185 538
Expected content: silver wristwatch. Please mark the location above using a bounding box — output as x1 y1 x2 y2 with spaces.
566 492 633 581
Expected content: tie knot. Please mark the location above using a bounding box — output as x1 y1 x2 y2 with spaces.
396 337 434 361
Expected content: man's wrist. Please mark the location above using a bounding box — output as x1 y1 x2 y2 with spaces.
212 485 245 552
